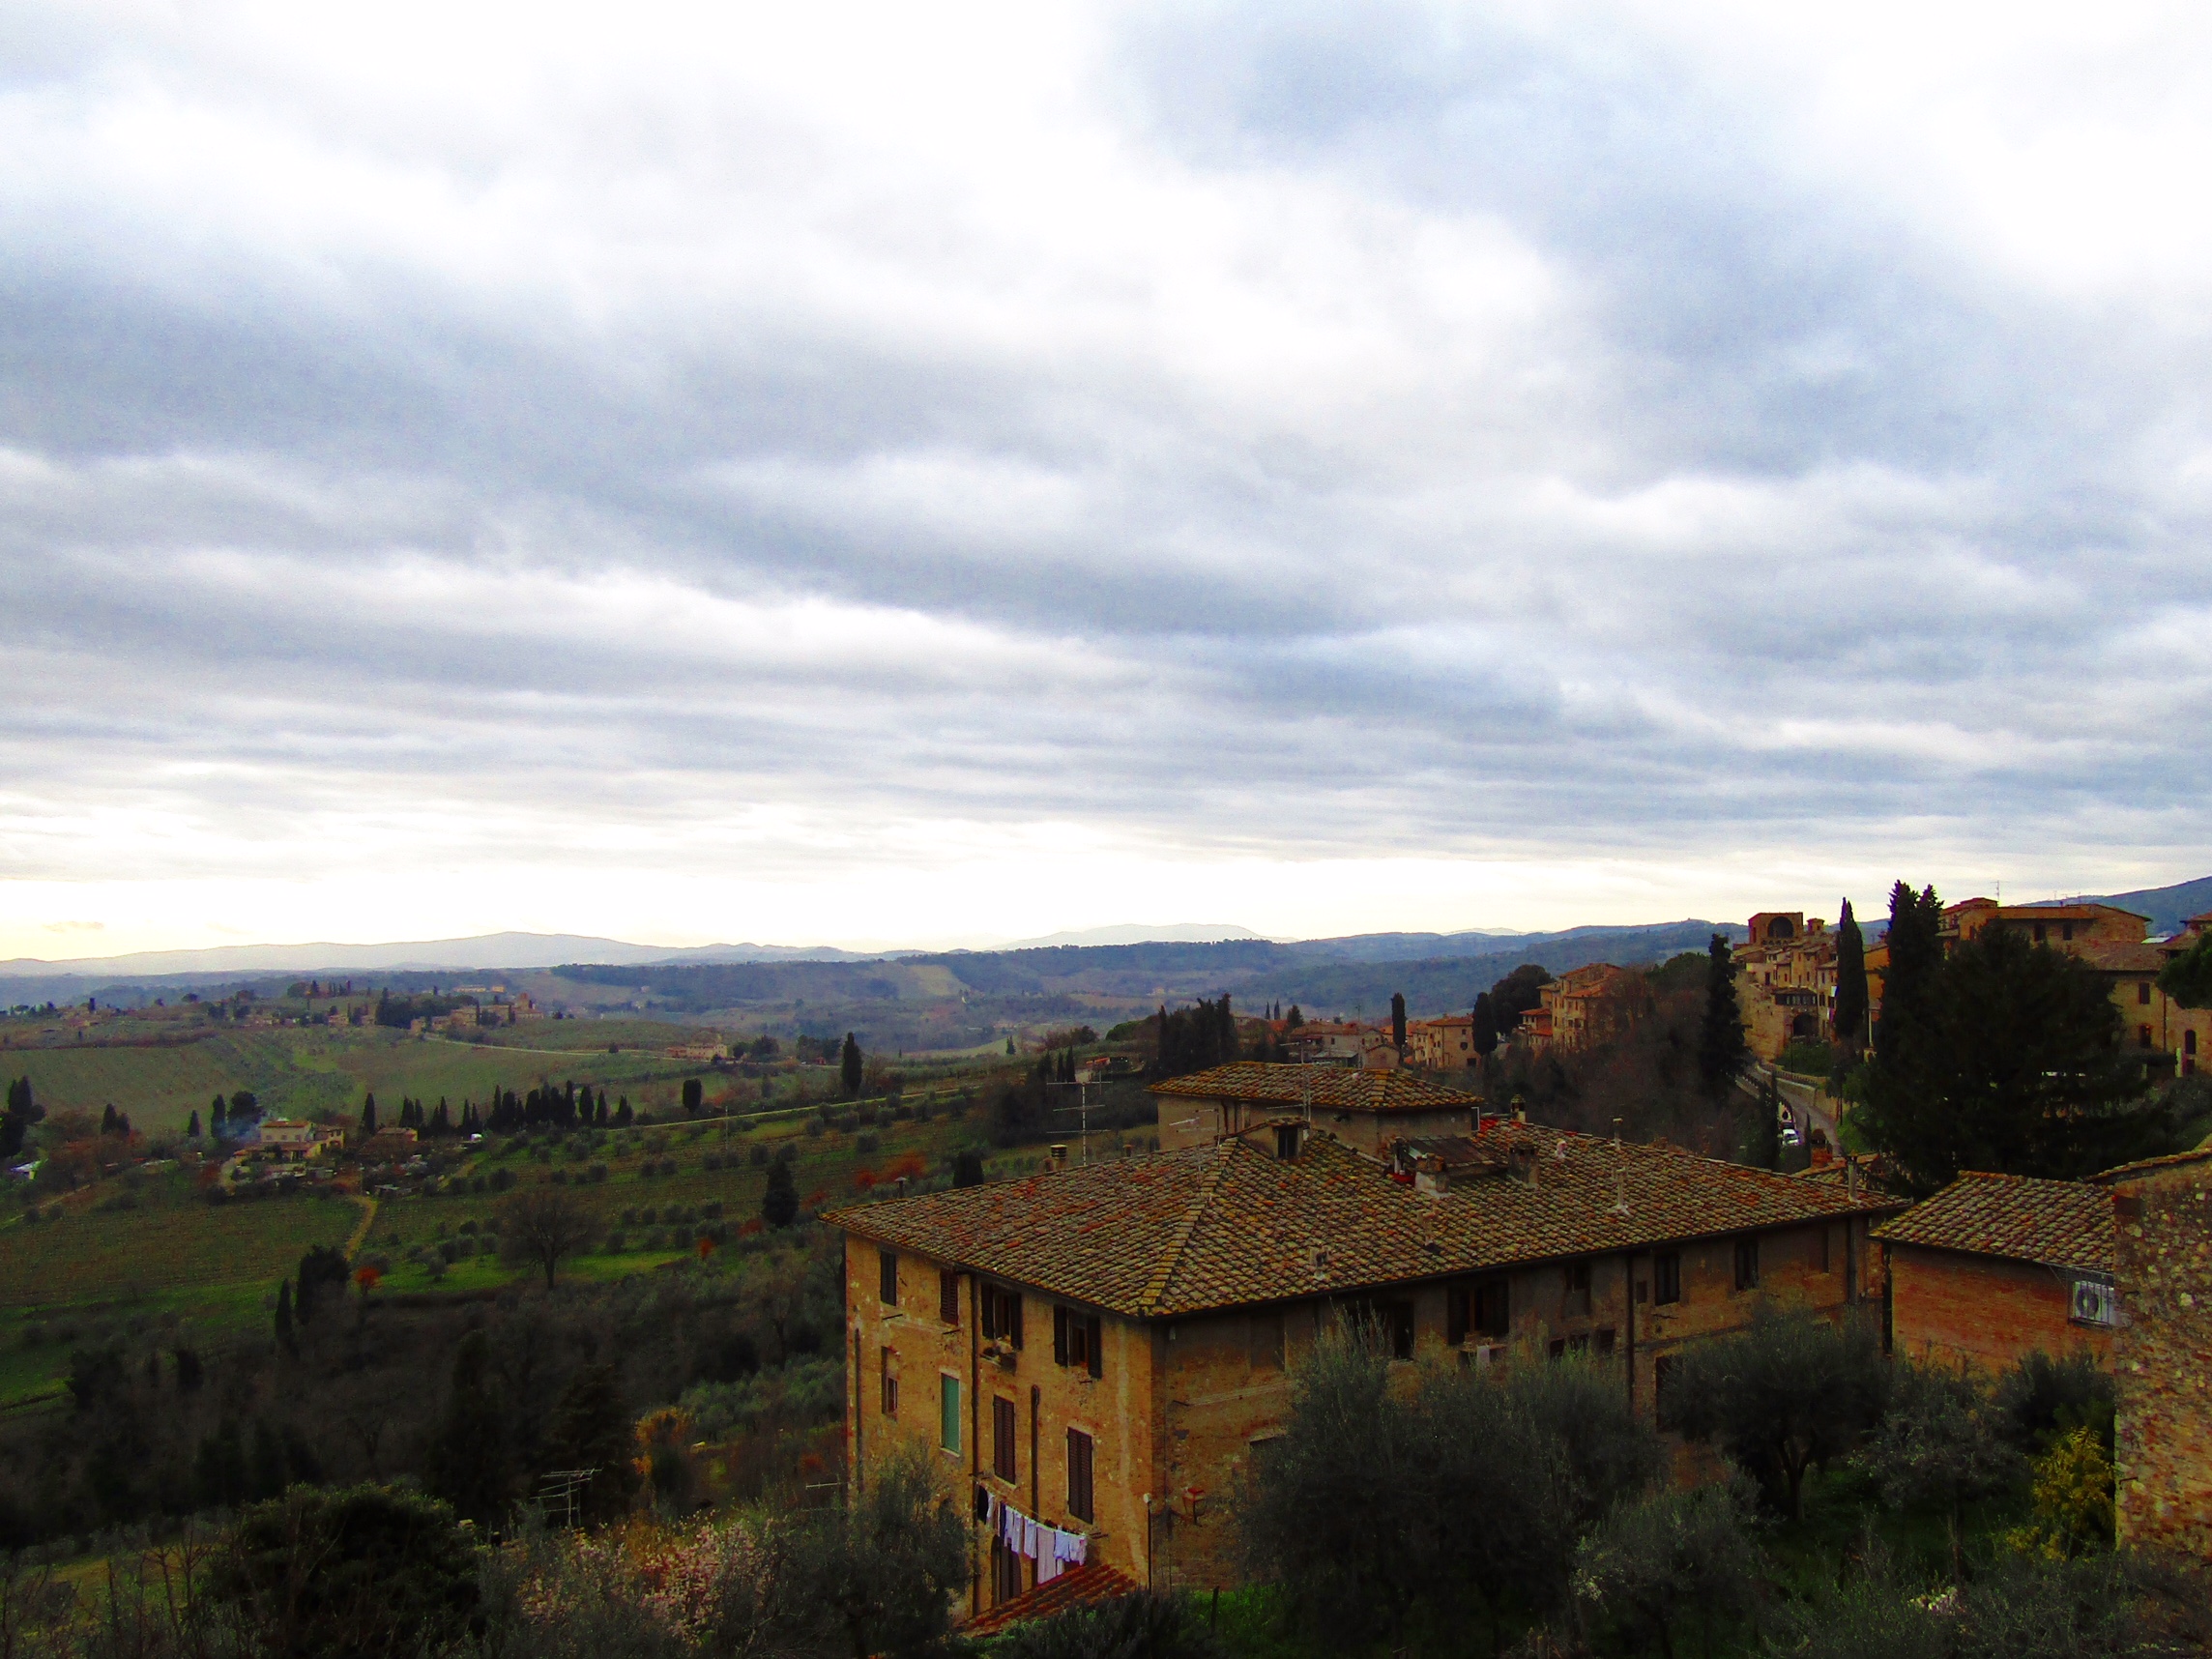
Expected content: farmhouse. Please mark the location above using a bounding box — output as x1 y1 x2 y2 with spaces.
828 1121 1899 1614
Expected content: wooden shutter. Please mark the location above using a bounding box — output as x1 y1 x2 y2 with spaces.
1053 1305 1069 1366
1087 1315 1103 1379
1008 1292 1024 1350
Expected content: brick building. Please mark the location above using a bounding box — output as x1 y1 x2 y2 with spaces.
1733 912 1839 1062
827 1121 1899 1615
1872 1172 2116 1372
1405 1013 1479 1070
1150 1062 1483 1156
2098 1150 2212 1553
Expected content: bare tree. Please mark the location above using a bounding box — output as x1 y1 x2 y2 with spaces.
496 1187 597 1290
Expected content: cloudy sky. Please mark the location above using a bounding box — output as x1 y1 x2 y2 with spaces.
4 1 2211 957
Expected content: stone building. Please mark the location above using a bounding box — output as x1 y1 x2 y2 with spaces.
2098 1149 2212 1553
1871 1173 2116 1372
1405 1013 1479 1070
1733 913 1839 1062
827 1122 1899 1615
1150 1062 1484 1156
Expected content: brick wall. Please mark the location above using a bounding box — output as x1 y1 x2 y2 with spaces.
2112 1172 2212 1553
845 1212 1880 1603
1886 1244 2110 1374
844 1239 1162 1617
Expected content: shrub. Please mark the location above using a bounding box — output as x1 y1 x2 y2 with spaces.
749 1145 770 1167
856 1133 880 1154
1574 1476 1762 1656
207 1483 480 1659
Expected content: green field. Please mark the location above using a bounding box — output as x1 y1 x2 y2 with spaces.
0 1029 732 1138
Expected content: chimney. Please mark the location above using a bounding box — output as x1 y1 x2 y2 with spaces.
1511 1093 1527 1124
1507 1140 1538 1188
1413 1154 1448 1198
1811 1142 1833 1169
1049 1144 1068 1173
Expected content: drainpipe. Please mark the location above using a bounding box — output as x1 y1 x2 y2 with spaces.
851 1324 863 1496
1622 1250 1637 1412
1030 1383 1042 1589
970 1271 981 1617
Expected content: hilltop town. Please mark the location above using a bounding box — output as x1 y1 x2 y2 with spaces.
1 881 2208 1656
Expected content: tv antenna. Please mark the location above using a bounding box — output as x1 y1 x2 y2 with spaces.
1047 1069 1098 1165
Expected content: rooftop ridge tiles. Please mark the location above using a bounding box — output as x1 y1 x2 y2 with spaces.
1137 1141 1240 1317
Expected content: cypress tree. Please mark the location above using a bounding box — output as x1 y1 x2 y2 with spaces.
187 1109 201 1140
762 1157 799 1228
1875 882 1945 1063
361 1093 378 1134
1471 993 1499 1057
1391 992 1407 1054
1697 933 1748 1098
426 1330 512 1526
1832 898 1869 1049
840 1033 863 1097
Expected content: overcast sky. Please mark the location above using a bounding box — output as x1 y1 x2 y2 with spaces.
4 1 2210 957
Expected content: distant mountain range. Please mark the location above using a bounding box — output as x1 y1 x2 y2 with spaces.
4 872 2203 1012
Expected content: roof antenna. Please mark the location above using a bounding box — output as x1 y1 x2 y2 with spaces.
1611 1117 1630 1216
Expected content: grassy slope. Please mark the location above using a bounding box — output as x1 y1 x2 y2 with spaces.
0 1030 728 1138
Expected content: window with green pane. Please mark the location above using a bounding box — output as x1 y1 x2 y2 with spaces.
940 1374 960 1454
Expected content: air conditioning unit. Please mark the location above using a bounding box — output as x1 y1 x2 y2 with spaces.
2070 1279 2117 1327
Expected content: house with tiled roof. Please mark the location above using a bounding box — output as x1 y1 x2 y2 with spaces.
827 1121 1899 1612
1872 1172 2119 1371
1150 1062 1484 1154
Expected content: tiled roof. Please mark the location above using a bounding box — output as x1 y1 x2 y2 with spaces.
1872 1173 2113 1273
1148 1062 1480 1114
2088 1148 2212 1186
827 1123 1902 1319
963 1564 1141 1636
2071 941 2168 973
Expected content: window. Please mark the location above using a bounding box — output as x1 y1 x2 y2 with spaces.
879 1249 898 1308
940 1375 961 1454
2140 1025 2155 1050
940 1269 960 1324
1384 1299 1413 1360
1652 1252 1681 1306
1274 1123 1302 1160
1564 1260 1592 1318
990 1536 1023 1603
1816 1227 1831 1273
1249 1309 1285 1372
1548 1337 1566 1360
1733 1237 1760 1293
1595 1327 1616 1359
1066 1429 1095 1522
981 1284 1024 1349
1473 1277 1511 1340
2062 921 2075 943
2033 921 2048 943
880 1348 898 1417
1053 1306 1104 1378
2139 980 2153 1005
992 1396 1017 1481
1653 1355 1679 1430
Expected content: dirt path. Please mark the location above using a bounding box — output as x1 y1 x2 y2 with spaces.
342 1193 379 1259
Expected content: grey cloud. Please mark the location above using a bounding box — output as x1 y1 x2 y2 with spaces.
1 3 2209 919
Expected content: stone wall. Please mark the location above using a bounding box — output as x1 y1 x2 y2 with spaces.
2111 1170 2212 1554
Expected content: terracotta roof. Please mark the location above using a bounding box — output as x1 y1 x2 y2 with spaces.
2071 941 2168 973
963 1564 1141 1636
827 1124 1902 1320
1148 1063 1480 1114
1872 1173 2113 1273
2087 1148 2212 1186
